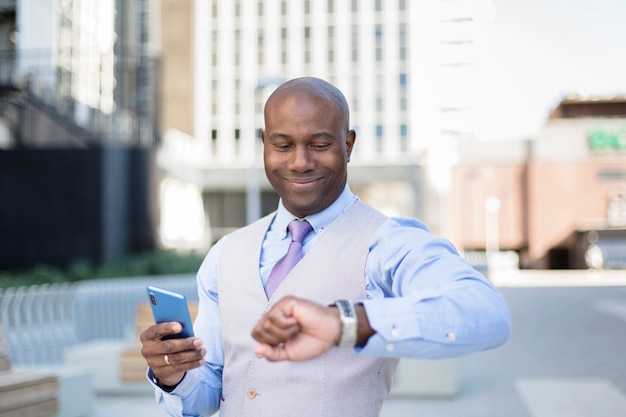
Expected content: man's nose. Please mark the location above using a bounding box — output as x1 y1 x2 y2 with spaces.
289 146 314 171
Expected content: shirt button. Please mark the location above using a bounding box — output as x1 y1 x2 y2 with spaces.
247 389 257 399
391 326 400 337
386 343 395 352
447 332 456 341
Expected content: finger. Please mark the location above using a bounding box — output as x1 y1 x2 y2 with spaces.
161 346 207 368
151 355 206 385
140 322 183 343
255 343 289 362
161 336 204 354
251 321 300 345
149 343 206 379
141 337 203 368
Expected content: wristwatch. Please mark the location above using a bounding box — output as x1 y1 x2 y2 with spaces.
331 300 358 348
148 368 181 393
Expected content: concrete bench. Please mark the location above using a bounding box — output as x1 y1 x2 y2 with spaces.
0 324 59 417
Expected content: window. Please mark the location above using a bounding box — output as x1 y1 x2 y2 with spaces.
376 125 384 151
400 96 407 111
399 23 407 61
328 26 335 63
375 24 383 61
351 25 359 62
399 46 407 61
400 124 408 151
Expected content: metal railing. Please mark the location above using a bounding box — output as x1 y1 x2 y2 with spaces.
0 48 161 148
0 274 198 366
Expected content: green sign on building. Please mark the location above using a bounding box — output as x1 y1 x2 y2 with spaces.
588 126 626 151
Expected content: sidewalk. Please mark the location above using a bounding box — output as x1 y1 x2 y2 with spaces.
90 271 626 417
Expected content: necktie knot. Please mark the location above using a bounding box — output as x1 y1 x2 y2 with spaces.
288 220 313 244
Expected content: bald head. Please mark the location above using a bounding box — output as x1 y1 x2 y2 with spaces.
264 77 351 130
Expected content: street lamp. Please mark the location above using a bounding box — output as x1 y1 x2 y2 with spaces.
485 195 501 272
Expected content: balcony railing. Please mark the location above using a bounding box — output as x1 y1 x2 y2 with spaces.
0 48 161 148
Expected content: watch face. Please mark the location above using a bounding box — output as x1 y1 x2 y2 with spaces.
336 300 356 318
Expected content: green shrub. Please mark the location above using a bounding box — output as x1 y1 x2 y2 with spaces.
0 250 205 289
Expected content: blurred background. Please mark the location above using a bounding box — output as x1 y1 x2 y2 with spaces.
1 0 625 277
0 0 625 416
0 0 625 275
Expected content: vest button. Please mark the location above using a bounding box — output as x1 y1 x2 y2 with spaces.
247 389 257 399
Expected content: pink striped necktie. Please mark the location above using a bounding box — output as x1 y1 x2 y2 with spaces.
265 219 313 299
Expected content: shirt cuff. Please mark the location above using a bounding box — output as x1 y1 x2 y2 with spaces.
146 368 200 398
357 296 417 356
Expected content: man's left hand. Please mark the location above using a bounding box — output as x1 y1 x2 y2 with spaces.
251 296 341 361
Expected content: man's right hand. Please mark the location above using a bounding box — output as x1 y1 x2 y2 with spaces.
139 322 206 387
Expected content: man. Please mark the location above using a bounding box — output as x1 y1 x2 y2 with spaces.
140 77 511 417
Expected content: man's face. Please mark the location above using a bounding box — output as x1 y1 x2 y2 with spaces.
262 92 355 218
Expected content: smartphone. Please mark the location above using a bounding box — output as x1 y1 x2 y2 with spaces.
146 286 195 340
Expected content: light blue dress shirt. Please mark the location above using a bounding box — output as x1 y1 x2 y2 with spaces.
153 185 511 417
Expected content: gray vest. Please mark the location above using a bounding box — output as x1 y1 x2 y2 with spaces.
216 201 399 417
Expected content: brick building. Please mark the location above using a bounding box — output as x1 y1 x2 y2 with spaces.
452 96 626 269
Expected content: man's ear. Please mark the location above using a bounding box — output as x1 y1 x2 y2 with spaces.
261 130 266 144
346 129 356 162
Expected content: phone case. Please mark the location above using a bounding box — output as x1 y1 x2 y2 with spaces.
146 285 195 339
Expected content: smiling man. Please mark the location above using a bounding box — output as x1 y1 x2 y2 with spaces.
139 77 511 417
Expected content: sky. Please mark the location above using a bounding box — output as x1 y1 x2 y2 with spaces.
480 0 626 140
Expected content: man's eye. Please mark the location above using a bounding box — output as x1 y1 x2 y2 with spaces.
273 144 292 151
310 144 331 150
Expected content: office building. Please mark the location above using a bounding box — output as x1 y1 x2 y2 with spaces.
158 0 496 248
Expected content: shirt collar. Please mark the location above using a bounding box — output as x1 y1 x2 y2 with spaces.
272 185 358 239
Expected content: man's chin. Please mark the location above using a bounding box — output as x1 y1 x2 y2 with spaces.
283 196 322 217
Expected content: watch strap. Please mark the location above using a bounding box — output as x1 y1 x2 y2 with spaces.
331 300 358 348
